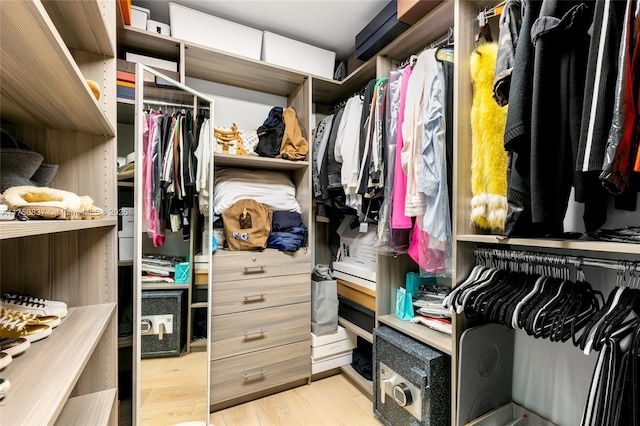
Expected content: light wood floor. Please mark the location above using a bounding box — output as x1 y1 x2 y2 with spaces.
140 351 383 426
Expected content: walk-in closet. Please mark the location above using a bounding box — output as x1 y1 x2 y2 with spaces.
1 1 639 425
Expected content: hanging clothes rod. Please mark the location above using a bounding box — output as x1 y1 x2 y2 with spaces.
142 99 210 109
397 27 454 69
474 247 640 272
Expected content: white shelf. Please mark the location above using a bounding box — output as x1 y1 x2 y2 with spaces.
1 304 116 426
0 1 115 136
41 0 115 57
0 218 117 240
457 234 640 255
377 314 452 356
55 388 117 426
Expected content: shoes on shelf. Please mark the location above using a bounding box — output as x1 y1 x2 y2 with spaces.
0 337 30 357
0 317 51 343
1 309 60 328
0 377 10 400
1 297 67 319
2 291 67 309
0 351 12 370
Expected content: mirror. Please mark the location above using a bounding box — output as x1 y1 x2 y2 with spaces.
133 65 213 425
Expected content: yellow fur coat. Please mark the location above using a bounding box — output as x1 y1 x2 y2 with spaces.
470 42 508 231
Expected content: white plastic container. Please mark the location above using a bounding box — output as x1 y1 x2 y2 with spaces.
120 207 134 231
147 19 170 36
262 31 336 79
118 229 134 261
168 2 263 60
130 5 149 30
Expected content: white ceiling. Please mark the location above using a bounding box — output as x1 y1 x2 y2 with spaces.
133 0 390 61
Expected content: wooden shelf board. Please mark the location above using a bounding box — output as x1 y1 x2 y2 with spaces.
118 260 133 266
0 217 116 240
1 304 116 426
377 314 452 356
0 1 115 136
340 363 373 397
456 234 640 255
338 316 373 344
117 181 134 188
312 60 376 105
116 25 181 60
185 43 308 97
190 338 208 348
55 388 117 426
214 153 309 170
141 282 189 291
311 0 454 105
42 0 115 57
191 302 208 309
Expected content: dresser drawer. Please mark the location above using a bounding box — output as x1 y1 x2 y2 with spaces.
211 248 310 283
211 302 310 360
211 274 310 316
210 341 310 405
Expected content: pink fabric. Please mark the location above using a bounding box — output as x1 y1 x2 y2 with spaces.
391 65 413 229
408 221 445 274
144 112 164 247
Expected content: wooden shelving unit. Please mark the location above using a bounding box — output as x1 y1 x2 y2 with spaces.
1 304 116 425
0 218 117 240
0 1 118 424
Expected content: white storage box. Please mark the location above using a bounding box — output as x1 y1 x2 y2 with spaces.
262 31 336 79
147 19 170 36
333 261 376 290
168 2 263 60
130 5 149 30
311 351 352 375
118 229 134 261
337 215 377 274
312 337 356 361
311 325 353 347
311 326 356 360
120 207 134 231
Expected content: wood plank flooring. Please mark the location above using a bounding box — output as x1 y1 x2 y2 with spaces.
140 351 383 426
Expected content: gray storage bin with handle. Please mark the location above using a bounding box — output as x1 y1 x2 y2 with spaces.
311 264 338 335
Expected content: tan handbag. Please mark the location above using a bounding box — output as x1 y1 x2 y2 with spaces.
214 124 247 156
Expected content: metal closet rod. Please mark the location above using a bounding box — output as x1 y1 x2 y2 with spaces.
143 99 210 109
474 247 640 272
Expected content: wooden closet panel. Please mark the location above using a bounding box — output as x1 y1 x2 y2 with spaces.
0 235 51 296
210 341 310 405
211 274 310 316
210 249 311 283
75 316 118 395
211 302 310 360
453 0 479 237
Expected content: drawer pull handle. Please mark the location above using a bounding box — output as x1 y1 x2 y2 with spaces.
244 265 266 273
243 369 266 379
243 328 266 338
243 293 266 301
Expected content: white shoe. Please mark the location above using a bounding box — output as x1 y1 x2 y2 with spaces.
0 337 30 357
0 377 10 400
0 352 11 370
2 292 67 309
1 299 67 319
